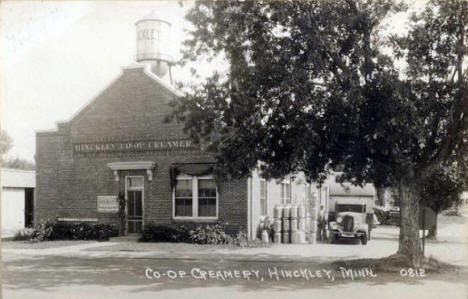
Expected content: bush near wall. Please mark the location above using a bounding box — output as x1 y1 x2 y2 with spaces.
15 222 118 242
139 223 235 245
49 223 118 241
139 223 189 243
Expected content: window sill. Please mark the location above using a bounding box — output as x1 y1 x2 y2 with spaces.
173 217 219 223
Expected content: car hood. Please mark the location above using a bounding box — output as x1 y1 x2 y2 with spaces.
336 212 363 218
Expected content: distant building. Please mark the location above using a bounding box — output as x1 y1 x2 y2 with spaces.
1 168 35 238
315 173 376 219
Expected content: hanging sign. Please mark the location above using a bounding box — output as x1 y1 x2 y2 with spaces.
419 207 437 229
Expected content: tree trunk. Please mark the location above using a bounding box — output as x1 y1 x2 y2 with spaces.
426 216 438 240
376 187 385 206
376 187 392 207
398 180 423 267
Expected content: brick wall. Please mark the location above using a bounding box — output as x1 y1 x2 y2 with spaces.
35 66 247 235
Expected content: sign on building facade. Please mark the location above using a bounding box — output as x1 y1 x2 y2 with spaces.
97 196 119 213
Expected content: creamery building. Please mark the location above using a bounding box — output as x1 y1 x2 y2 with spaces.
35 12 321 240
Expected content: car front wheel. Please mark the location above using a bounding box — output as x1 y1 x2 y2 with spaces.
330 233 337 244
360 234 368 245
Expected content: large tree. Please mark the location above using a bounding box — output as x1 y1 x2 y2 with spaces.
172 0 467 266
0 130 35 170
0 130 13 159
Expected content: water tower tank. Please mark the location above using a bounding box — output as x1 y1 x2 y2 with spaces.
135 10 173 78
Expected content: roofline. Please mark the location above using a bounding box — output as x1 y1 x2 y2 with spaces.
1 168 35 174
139 64 184 97
135 18 172 27
66 71 125 125
38 63 184 132
36 129 59 135
70 63 184 123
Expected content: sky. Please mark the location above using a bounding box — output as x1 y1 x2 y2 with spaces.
0 1 418 162
0 1 194 162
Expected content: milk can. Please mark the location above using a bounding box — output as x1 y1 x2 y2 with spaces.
261 229 270 244
282 217 290 232
274 205 283 219
274 232 282 244
282 231 290 244
282 205 291 219
273 219 282 233
290 205 298 218
290 231 299 244
290 218 298 232
298 205 305 218
298 218 306 231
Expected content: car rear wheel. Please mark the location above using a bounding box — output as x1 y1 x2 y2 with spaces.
361 234 368 245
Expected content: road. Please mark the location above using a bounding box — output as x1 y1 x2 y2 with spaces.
2 207 467 299
1 252 467 299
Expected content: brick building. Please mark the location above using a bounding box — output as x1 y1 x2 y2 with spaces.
35 12 320 240
35 62 319 239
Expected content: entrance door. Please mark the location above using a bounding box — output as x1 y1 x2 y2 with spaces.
24 188 34 227
126 176 144 233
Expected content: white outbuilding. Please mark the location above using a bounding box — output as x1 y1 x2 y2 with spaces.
1 168 35 238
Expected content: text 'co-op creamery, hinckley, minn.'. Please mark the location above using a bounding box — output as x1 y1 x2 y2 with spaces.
36 11 373 240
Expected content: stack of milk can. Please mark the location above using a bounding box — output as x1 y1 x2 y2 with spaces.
273 204 307 244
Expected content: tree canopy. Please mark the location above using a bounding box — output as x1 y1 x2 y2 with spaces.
171 0 467 266
0 130 35 170
0 130 13 158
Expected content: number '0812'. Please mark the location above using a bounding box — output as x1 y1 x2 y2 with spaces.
399 268 426 277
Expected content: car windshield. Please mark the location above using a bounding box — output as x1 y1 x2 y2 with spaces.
336 204 365 213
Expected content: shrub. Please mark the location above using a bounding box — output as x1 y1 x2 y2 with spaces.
13 227 36 241
30 221 54 242
140 223 183 242
22 222 117 242
93 223 119 241
234 228 248 247
140 223 233 245
173 225 192 243
51 222 118 241
188 224 233 245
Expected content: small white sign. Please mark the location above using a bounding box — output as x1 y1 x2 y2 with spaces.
97 196 119 213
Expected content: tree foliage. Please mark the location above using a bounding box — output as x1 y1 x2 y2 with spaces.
0 130 13 157
3 157 35 170
0 130 35 170
172 0 467 265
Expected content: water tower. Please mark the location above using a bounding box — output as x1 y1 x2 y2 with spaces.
135 10 173 82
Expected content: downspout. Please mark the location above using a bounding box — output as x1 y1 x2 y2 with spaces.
0 168 3 234
250 176 253 241
289 176 292 203
247 177 252 241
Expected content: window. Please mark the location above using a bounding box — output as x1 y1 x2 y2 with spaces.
260 180 267 216
175 179 193 217
281 182 291 204
127 176 144 188
174 175 218 219
198 179 217 217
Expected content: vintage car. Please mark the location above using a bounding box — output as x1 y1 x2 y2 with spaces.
328 197 374 245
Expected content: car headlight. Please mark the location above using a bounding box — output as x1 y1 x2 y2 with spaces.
330 222 339 229
337 216 343 223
